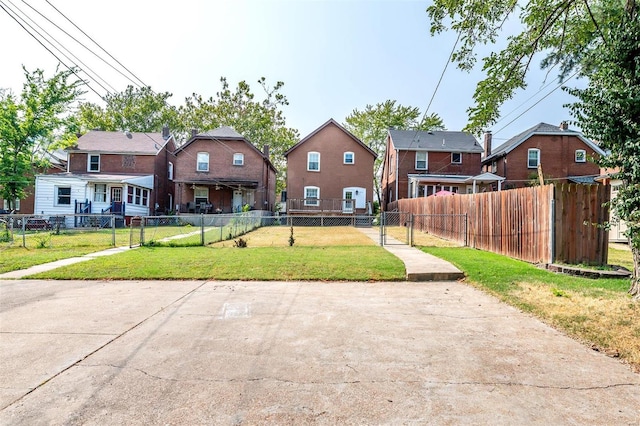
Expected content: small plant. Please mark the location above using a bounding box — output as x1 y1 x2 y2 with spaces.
242 204 251 212
234 237 248 248
288 225 295 247
552 288 568 298
34 232 51 249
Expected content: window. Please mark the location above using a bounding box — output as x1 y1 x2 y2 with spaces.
528 148 540 168
56 187 71 205
491 161 497 173
415 152 427 170
451 152 462 164
307 152 320 171
197 152 209 171
127 187 149 206
575 149 586 163
344 152 354 164
3 198 20 211
88 154 100 172
194 188 208 205
168 162 174 180
94 184 107 202
233 153 244 166
304 186 319 206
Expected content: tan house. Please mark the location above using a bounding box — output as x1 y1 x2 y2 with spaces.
173 127 277 213
482 122 606 188
284 119 376 215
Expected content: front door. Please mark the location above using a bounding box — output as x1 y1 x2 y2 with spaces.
111 187 122 202
343 190 354 213
233 190 243 212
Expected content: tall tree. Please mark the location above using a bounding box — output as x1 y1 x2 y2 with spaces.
566 15 640 298
0 67 83 210
427 0 639 298
344 100 445 204
178 77 299 192
76 85 179 134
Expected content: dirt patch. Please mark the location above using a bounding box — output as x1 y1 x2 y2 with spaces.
209 226 376 247
514 282 640 372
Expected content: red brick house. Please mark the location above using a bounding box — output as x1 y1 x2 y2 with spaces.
173 126 276 213
481 122 606 188
34 128 176 226
381 129 500 210
284 119 376 214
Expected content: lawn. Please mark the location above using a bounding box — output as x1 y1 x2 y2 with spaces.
421 246 639 373
0 246 108 274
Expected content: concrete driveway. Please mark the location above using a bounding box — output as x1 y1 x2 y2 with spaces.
1 279 638 425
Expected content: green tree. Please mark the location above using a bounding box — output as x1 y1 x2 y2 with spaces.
427 0 639 298
344 100 445 203
0 67 83 210
566 16 640 299
76 85 179 134
178 77 299 192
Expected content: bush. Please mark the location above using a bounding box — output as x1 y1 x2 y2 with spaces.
234 237 248 248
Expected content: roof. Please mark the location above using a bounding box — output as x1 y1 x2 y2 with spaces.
69 130 169 155
388 129 483 153
568 175 598 184
199 126 245 139
484 122 606 163
464 172 505 183
284 118 377 158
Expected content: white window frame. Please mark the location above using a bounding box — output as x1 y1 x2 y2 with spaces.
343 151 355 164
304 186 320 206
451 152 462 164
528 148 540 168
307 152 320 171
88 154 100 172
94 184 107 202
491 161 497 173
197 152 209 172
233 153 244 166
415 152 427 170
168 161 174 180
56 186 71 206
3 198 20 211
575 149 586 163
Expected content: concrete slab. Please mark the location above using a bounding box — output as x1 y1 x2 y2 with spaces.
1 280 638 424
357 227 464 281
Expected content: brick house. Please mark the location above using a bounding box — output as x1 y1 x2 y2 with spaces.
481 122 606 188
34 128 176 226
173 126 276 213
381 129 501 210
284 119 377 215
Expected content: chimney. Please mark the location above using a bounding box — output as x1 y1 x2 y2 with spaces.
263 144 270 159
191 128 198 138
162 125 170 140
483 131 492 158
560 121 569 131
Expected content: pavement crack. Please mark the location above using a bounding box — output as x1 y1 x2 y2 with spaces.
423 380 640 391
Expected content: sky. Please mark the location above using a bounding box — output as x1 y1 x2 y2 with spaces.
0 0 584 149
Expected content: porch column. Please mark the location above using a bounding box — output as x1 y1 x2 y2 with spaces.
472 180 477 194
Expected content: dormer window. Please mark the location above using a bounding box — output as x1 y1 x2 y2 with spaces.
88 154 100 172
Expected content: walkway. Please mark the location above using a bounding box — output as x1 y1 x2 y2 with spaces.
357 227 464 281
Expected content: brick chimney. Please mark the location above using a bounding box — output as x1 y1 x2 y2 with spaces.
560 121 569 130
162 125 170 140
191 128 198 138
483 131 492 158
263 145 270 159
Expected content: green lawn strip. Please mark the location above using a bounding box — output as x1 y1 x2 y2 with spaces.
421 247 630 298
30 246 406 281
0 246 109 273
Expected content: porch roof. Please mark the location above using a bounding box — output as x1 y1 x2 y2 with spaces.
37 172 154 189
175 178 259 189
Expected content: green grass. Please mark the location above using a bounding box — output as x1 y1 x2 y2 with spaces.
0 246 108 274
31 246 406 281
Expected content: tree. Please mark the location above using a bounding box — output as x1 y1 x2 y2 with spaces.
0 67 83 210
178 77 299 192
344 100 445 203
76 85 179 134
427 0 639 298
566 16 640 299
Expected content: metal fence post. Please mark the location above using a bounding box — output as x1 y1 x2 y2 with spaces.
201 214 205 246
111 215 115 246
550 198 555 263
140 217 145 246
409 213 414 246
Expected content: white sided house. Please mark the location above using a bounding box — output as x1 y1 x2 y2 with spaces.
34 129 176 228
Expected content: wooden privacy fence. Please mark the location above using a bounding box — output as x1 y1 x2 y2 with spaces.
389 183 610 265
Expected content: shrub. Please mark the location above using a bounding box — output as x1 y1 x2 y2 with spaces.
288 225 295 247
234 237 248 248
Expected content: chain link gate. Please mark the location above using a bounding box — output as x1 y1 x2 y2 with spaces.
379 211 411 245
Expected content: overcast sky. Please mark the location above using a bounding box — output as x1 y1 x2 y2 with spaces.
0 0 583 148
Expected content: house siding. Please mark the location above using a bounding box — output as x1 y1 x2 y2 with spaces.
286 121 375 208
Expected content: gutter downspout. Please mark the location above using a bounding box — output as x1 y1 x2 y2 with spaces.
395 148 399 203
